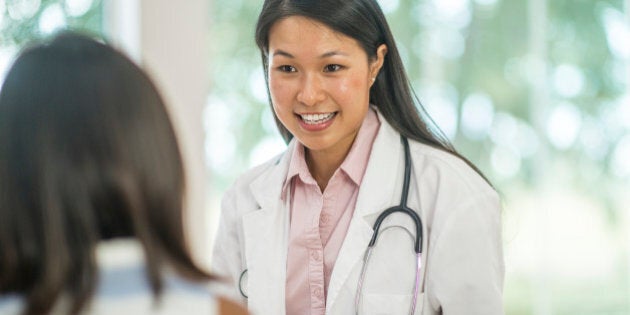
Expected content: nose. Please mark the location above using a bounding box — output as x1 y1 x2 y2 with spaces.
296 74 325 106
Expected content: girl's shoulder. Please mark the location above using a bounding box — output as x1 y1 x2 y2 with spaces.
0 294 21 315
93 239 216 309
91 240 220 315
0 271 222 315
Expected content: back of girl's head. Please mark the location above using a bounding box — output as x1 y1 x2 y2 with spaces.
0 32 208 315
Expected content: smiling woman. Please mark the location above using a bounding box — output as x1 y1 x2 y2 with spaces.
207 0 630 313
211 1 503 314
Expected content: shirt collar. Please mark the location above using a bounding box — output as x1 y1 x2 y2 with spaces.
281 107 381 196
339 108 380 185
281 141 313 199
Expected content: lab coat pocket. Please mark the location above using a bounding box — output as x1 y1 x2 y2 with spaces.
360 293 424 315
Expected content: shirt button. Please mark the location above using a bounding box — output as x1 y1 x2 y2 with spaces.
313 287 323 298
320 214 330 224
311 250 320 261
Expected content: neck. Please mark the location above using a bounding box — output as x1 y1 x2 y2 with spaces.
305 150 341 192
302 124 362 191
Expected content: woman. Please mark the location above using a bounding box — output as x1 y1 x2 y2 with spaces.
0 32 246 315
212 0 504 314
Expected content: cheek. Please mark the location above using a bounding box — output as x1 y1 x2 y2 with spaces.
269 79 289 103
334 74 369 103
269 79 294 122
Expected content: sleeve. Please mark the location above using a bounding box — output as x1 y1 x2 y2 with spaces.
210 186 247 304
426 193 505 314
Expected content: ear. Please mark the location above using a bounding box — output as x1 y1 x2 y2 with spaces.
369 44 388 83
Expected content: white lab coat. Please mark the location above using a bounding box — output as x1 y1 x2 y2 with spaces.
212 111 504 315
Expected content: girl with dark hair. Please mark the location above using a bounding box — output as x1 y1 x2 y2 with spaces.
212 0 504 314
0 32 246 315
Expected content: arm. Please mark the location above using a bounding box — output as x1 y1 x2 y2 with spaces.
218 297 249 315
427 193 505 314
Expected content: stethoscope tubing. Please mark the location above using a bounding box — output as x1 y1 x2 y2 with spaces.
355 135 423 315
368 136 423 253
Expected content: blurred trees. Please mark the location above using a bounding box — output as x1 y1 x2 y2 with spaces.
0 0 102 46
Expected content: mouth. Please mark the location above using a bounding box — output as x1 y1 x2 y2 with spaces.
297 112 337 125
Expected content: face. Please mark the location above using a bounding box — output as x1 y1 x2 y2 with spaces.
267 16 386 159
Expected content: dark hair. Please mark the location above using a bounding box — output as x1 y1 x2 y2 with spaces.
0 32 212 315
255 0 490 182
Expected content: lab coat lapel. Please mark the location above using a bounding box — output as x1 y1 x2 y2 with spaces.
326 114 405 311
242 142 294 315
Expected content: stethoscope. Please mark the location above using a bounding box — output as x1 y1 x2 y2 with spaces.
239 136 423 314
354 135 423 314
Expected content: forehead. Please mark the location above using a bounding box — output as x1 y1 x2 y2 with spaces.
268 16 363 55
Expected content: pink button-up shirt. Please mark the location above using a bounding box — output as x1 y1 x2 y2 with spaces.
283 109 380 315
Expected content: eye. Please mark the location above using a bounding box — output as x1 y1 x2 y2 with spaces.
323 64 343 72
277 65 297 73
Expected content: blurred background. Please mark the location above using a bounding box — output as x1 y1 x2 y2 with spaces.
0 0 628 313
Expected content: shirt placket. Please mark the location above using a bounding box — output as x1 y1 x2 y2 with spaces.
319 176 342 247
306 185 326 315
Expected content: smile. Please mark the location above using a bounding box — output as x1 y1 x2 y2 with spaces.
299 112 336 125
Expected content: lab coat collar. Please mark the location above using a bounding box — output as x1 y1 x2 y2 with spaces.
244 140 295 315
354 110 404 217
250 139 294 209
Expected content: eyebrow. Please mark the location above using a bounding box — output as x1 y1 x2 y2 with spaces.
272 49 349 58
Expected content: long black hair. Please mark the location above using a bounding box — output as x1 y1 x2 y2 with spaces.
0 32 212 315
255 0 490 181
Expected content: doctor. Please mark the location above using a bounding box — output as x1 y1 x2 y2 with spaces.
212 0 504 314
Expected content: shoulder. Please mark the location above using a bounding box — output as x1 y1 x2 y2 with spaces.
406 140 502 245
409 141 489 188
409 140 497 201
372 117 498 205
92 240 219 314
0 294 22 315
93 269 221 314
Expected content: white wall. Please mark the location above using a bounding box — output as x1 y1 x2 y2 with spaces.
104 0 211 269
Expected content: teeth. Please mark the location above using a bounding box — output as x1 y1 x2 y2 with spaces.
300 112 335 124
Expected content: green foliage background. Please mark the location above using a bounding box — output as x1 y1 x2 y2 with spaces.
0 0 102 46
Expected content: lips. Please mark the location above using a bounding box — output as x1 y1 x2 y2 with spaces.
296 111 337 131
